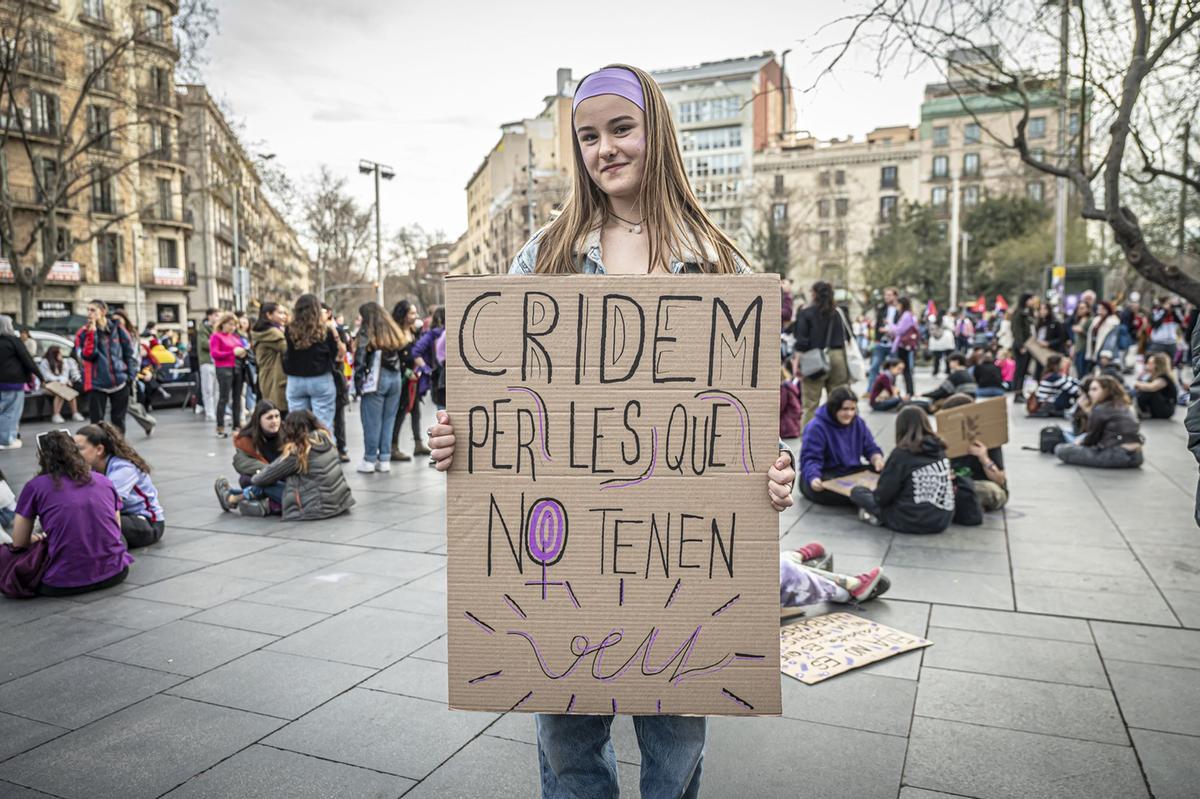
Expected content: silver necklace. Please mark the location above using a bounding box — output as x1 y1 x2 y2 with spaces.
609 211 645 235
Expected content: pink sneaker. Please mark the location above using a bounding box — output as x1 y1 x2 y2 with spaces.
794 541 826 562
849 567 890 602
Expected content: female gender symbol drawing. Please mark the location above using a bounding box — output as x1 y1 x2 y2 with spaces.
525 498 568 600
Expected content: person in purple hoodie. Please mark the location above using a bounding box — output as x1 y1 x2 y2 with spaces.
800 386 885 506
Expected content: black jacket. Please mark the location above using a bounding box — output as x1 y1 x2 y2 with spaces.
794 305 846 352
1011 308 1034 348
925 369 977 402
1037 319 1069 353
874 303 899 345
974 362 1004 389
871 435 955 534
1188 320 1200 526
0 335 39 386
283 329 338 378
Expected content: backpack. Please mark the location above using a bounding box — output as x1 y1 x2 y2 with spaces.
952 475 984 526
1039 426 1066 453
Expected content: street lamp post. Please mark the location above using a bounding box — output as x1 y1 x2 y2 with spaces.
359 159 395 307
949 173 961 311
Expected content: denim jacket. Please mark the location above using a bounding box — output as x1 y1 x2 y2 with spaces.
506 226 793 470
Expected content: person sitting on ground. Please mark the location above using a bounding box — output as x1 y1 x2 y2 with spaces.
7 430 132 596
1055 374 1143 469
939 394 1009 512
1029 354 1081 417
913 352 977 411
780 541 890 617
214 400 284 517
971 348 1006 398
0 467 16 543
1095 350 1125 383
1133 352 1179 420
74 423 165 548
800 386 885 507
869 358 907 412
37 345 85 423
850 406 955 534
228 410 354 521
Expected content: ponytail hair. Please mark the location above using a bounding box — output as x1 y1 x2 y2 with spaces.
76 422 152 474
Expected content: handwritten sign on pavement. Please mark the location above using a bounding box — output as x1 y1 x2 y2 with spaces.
780 612 931 685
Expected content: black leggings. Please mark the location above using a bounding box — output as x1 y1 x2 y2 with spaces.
120 513 165 548
215 367 241 430
87 384 130 433
38 566 129 597
391 395 423 451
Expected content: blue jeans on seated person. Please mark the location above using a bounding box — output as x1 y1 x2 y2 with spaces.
537 713 705 799
975 386 1005 398
243 482 286 505
871 397 902 411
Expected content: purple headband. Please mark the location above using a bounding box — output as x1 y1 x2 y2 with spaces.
572 67 645 113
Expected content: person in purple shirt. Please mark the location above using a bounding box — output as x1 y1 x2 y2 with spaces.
800 386 885 507
75 422 165 548
10 430 131 596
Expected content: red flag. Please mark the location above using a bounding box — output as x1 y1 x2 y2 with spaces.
926 300 937 319
994 294 1009 312
970 294 986 313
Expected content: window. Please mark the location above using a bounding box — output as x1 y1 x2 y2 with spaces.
932 155 949 178
773 174 784 195
931 186 948 208
835 198 849 217
28 30 56 72
1028 116 1046 139
964 123 981 144
42 226 71 267
144 6 165 40
835 229 846 250
97 233 120 282
1026 181 1045 203
677 96 740 124
817 199 830 218
1069 112 1080 136
150 121 171 155
962 185 980 209
35 157 58 204
819 230 831 252
771 202 787 228
91 170 115 214
83 0 107 20
157 237 178 270
818 171 830 187
879 195 898 221
933 125 949 146
86 105 111 150
157 178 171 218
149 66 170 102
680 126 741 151
1030 147 1045 163
963 152 980 177
30 91 59 136
834 170 845 186
85 42 111 91
880 165 898 189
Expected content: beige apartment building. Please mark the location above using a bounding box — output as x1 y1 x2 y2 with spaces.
0 0 191 333
179 84 311 317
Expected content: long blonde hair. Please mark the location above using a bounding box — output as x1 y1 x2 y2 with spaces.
534 63 747 275
1147 351 1175 383
358 301 410 351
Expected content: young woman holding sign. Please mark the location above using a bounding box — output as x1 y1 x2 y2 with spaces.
428 64 797 799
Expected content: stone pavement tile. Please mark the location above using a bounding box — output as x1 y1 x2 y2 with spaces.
334 549 446 581
0 656 183 730
146 531 282 562
401 734 548 798
884 525 1008 554
781 671 916 736
391 509 448 535
192 514 298 536
0 781 58 798
241 568 404 614
1 615 139 684
486 712 643 766
929 606 1093 643
1009 541 1148 577
0 711 64 762
123 554 209 586
268 518 395 544
0 597 74 630
883 543 1010 575
1119 519 1200 549
264 540 367 561
903 717 1148 799
361 657 448 703
124 571 273 610
60 596 196 631
365 585 448 617
923 628 1108 688
268 606 444 669
349 528 445 553
1007 518 1129 550
898 790 968 799
404 567 447 594
1129 542 1200 591
1162 589 1200 628
871 564 1013 610
781 517 892 558
167 650 373 719
1129 728 1200 799
263 689 496 779
915 667 1127 745
201 550 330 582
411 634 448 663
1106 660 1200 736
162 744 415 799
186 600 329 636
703 715 907 799
1014 569 1179 626
90 620 275 677
1091 621 1200 669
0 695 282 799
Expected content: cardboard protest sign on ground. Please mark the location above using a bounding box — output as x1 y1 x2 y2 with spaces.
445 274 782 717
822 471 878 497
780 612 931 685
935 396 1009 458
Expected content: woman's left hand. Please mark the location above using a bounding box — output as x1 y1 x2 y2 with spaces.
767 453 795 512
870 453 885 472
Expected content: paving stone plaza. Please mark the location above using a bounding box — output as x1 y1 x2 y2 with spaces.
0 387 1197 798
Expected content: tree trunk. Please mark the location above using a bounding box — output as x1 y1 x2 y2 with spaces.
1109 210 1200 305
18 282 33 326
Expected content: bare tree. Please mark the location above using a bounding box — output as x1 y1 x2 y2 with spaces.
301 165 373 314
0 0 216 323
385 223 447 312
810 0 1200 303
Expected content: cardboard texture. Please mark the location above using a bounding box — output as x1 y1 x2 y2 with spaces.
823 470 879 497
445 275 782 717
1023 336 1055 367
43 381 79 402
780 612 931 685
935 396 1009 459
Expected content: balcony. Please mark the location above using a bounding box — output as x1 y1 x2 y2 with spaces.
79 9 114 29
135 28 180 59
137 88 179 114
142 146 184 167
90 196 123 217
142 205 193 229
25 0 61 10
21 58 65 83
5 184 78 212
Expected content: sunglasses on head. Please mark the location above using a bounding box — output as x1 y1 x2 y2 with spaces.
35 429 71 452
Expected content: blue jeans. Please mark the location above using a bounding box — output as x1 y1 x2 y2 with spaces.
0 390 25 445
866 343 891 389
0 505 14 532
286 374 337 430
975 386 1005 398
243 482 286 504
359 368 403 461
871 397 902 411
536 714 705 799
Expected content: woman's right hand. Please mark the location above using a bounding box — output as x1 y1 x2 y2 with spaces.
429 410 455 472
810 477 824 492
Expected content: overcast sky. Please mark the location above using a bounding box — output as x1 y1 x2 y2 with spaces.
203 0 940 240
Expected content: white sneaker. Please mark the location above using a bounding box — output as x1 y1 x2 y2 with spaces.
357 459 377 473
70 413 85 421
376 460 391 473
0 439 22 450
50 414 64 423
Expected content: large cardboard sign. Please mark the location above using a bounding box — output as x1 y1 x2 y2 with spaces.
935 396 1009 459
780 612 931 684
445 275 782 717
